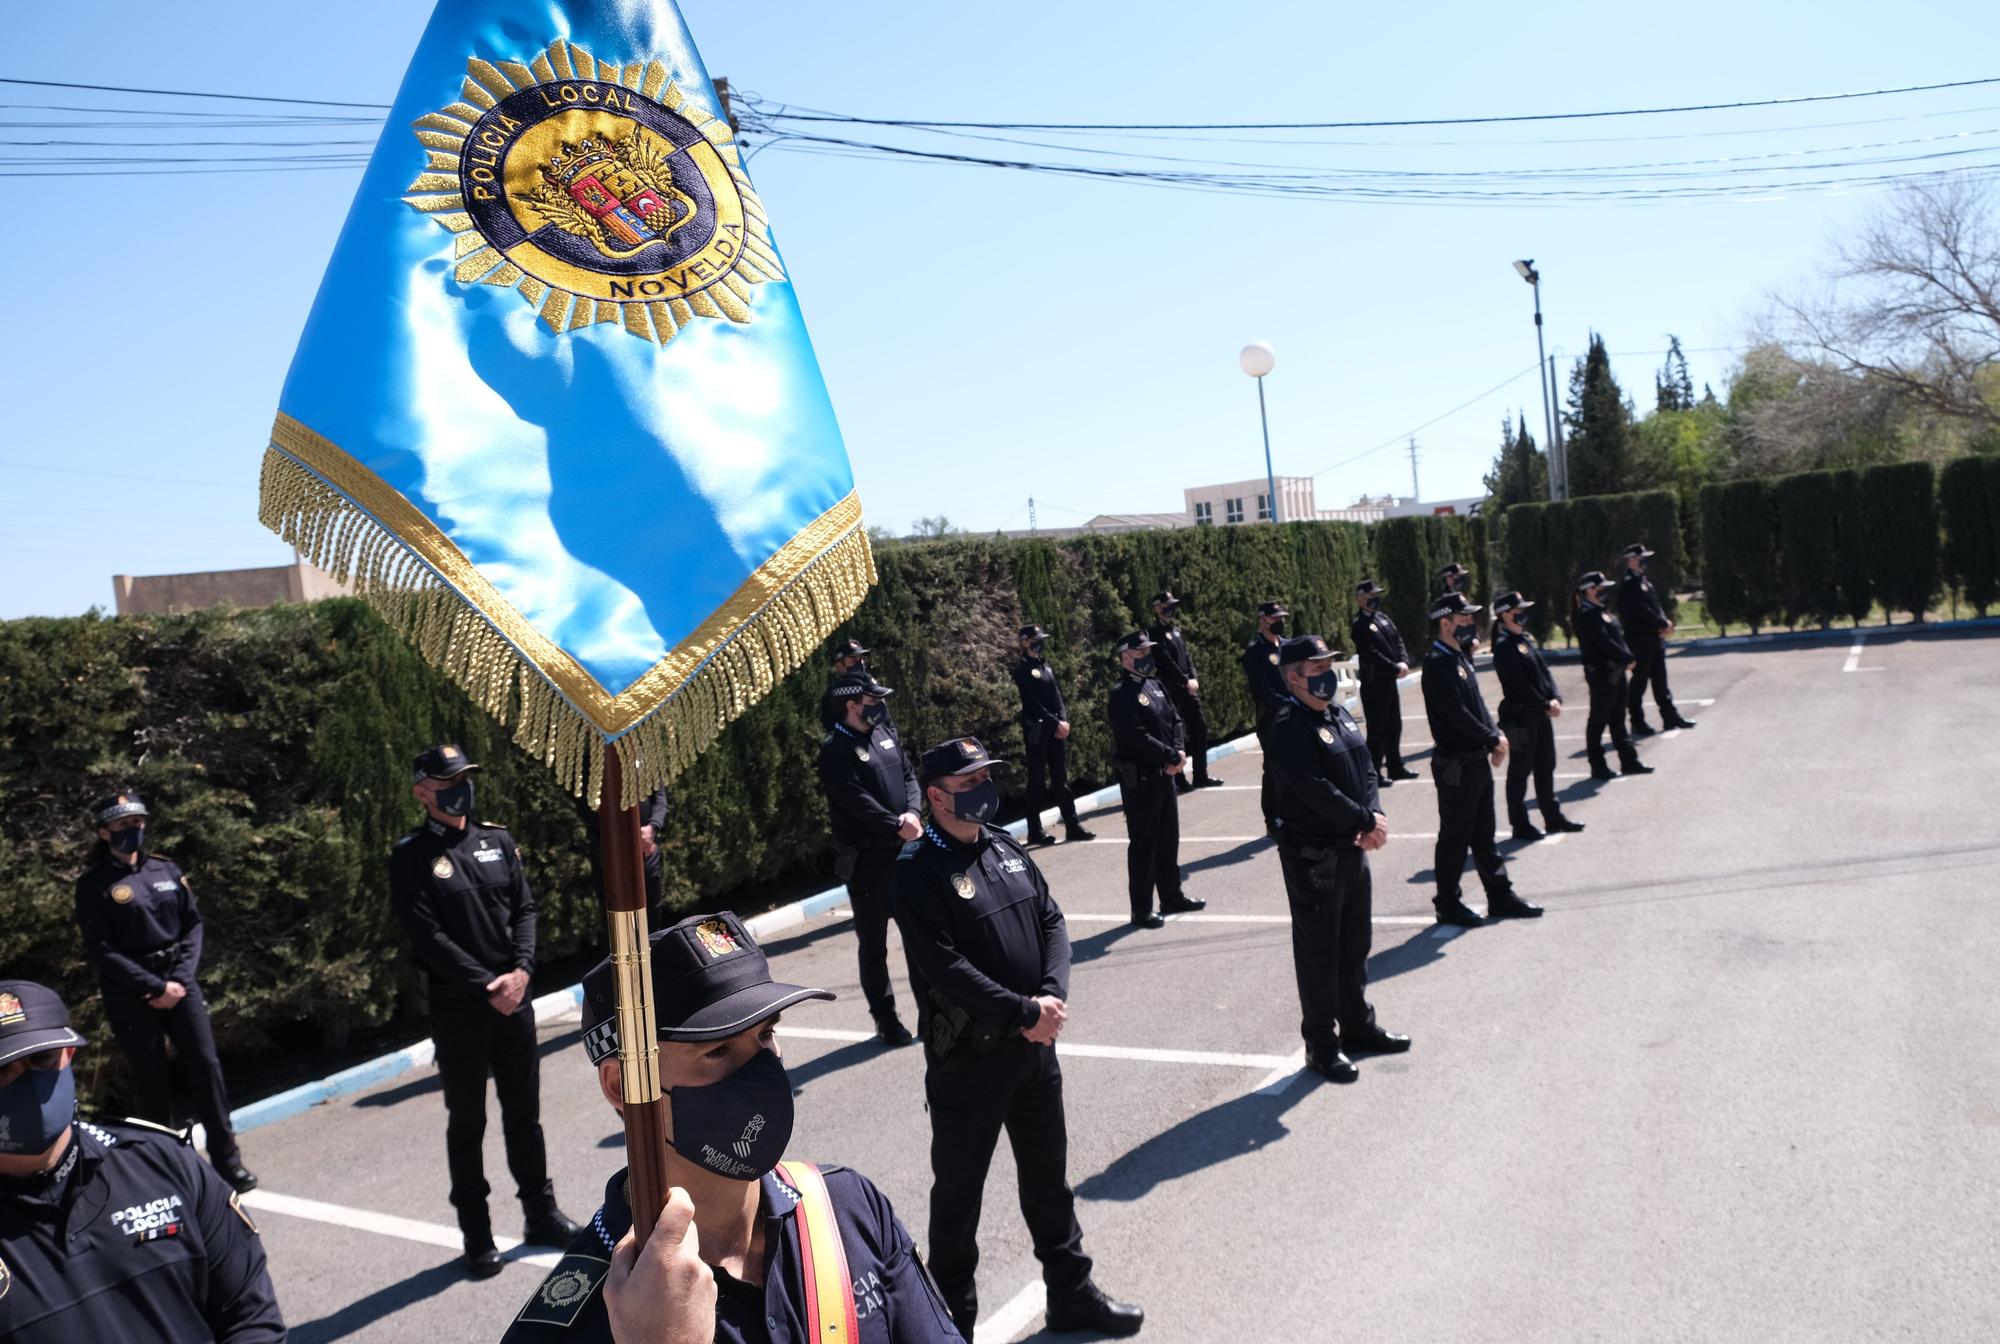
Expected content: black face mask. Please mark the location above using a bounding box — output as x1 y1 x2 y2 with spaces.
1028 641 1045 657
1130 654 1157 677
861 701 887 727
1267 620 1287 638
434 777 475 817
1364 597 1381 611
108 826 145 856
1453 620 1478 644
668 1048 795 1182
1305 670 1340 701
946 778 1001 825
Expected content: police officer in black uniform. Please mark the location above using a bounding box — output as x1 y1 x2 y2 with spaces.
0 979 284 1343
1437 562 1470 597
818 675 920 1046
1108 631 1204 928
1421 595 1544 928
1572 573 1654 781
501 912 964 1344
579 785 670 922
1491 593 1587 843
1240 600 1291 832
892 737 1143 1340
1012 624 1096 846
1618 543 1698 736
73 791 256 1194
388 744 579 1278
1349 579 1419 785
820 638 887 731
1265 635 1409 1084
1147 592 1221 792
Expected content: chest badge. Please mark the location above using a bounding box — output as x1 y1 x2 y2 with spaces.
1138 692 1150 707
432 856 455 879
1030 667 1043 679
110 884 134 904
0 1253 10 1301
1458 665 1468 681
1268 652 1280 665
1318 726 1335 745
855 746 871 762
951 873 975 900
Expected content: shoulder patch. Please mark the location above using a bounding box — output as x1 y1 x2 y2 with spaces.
110 1115 194 1146
477 820 509 831
514 1251 611 1328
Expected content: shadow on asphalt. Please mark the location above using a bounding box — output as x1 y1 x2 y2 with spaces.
287 1256 466 1343
353 1026 583 1109
1073 1074 1320 1205
787 1035 906 1093
1181 835 1273 877
1070 922 1144 965
1366 925 1456 984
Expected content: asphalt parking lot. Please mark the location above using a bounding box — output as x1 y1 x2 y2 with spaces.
241 628 2000 1343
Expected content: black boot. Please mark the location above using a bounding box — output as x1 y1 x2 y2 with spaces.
1664 708 1698 729
1588 756 1618 781
1510 821 1545 842
1547 813 1586 833
1046 1282 1145 1336
1064 820 1097 842
1630 717 1657 738
1620 755 1654 776
873 1013 914 1047
523 1206 582 1248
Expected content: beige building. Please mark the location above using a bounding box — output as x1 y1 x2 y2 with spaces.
112 559 352 615
1183 476 1318 527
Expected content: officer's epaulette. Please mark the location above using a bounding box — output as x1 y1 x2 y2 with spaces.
508 1249 611 1332
87 1114 192 1146
477 819 509 830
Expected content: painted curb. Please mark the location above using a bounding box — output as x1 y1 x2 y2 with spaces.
1526 613 2000 665
218 731 1262 1141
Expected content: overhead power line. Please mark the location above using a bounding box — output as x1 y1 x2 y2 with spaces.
0 75 389 110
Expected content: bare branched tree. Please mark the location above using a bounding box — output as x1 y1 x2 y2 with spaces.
1774 177 2000 430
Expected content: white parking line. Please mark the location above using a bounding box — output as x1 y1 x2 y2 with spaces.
1062 911 1437 928
1842 636 1866 672
780 1026 1295 1071
241 1191 561 1269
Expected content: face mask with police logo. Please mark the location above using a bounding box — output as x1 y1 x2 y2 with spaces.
667 1048 795 1181
1130 654 1157 677
862 702 888 727
1454 621 1478 645
108 826 146 857
1306 670 1340 702
435 777 475 817
948 778 1001 825
0 1063 76 1156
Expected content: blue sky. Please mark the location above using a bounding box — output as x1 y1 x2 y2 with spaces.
5 0 1998 617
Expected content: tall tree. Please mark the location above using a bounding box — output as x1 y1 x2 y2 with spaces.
1481 411 1549 515
1655 335 1695 412
1564 332 1637 497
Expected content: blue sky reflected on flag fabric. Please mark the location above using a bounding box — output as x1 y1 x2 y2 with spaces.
4 0 1998 617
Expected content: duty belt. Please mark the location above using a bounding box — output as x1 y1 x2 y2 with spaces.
137 943 182 974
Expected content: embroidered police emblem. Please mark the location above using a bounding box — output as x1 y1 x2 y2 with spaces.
1138 693 1150 706
1030 667 1043 678
0 993 20 1026
855 746 871 763
431 856 455 880
693 918 741 959
951 873 975 899
1268 652 1280 665
516 1253 611 1328
958 740 979 758
405 38 780 340
110 884 134 905
0 1253 9 1301
1520 645 1534 658
1318 726 1335 745
1458 665 1468 680
544 1268 592 1308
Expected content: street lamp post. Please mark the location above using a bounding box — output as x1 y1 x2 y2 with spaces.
1239 341 1280 523
1513 260 1567 502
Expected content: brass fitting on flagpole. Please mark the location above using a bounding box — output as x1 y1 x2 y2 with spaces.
608 907 661 1103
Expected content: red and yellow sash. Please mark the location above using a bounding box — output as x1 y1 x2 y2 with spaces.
778 1160 858 1344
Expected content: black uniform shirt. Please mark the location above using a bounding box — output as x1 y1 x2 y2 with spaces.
0 1119 283 1343
1107 673 1185 766
1618 569 1670 641
892 824 1070 1031
388 817 536 1001
1574 600 1636 671
819 722 921 852
1493 627 1560 724
1011 654 1067 729
75 853 203 997
1267 698 1380 845
1146 622 1197 694
1422 640 1502 756
1240 634 1290 713
501 1163 961 1343
1348 607 1409 683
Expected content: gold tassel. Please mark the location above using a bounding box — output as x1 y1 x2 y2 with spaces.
260 445 875 807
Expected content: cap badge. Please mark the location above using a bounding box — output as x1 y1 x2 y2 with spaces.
0 992 22 1025
958 740 979 758
1138 693 1150 707
110 884 134 905
432 857 454 880
693 919 741 960
951 873 975 899
1318 726 1335 745
855 746 871 762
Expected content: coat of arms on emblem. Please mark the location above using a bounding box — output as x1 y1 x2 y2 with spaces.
694 919 741 959
1318 726 1335 744
542 1268 592 1308
110 885 134 904
432 856 455 879
1138 693 1150 706
404 39 783 340
855 747 871 763
1268 652 1279 665
0 993 21 1025
951 873 975 899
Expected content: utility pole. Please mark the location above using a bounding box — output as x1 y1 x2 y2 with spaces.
1407 437 1421 503
1028 497 1038 537
711 77 740 132
1548 353 1569 501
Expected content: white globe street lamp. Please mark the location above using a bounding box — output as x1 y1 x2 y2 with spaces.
1238 342 1280 523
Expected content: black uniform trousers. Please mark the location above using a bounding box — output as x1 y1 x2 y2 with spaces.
1117 769 1182 918
1255 704 1279 832
103 982 238 1167
1585 666 1639 768
430 996 555 1238
1433 755 1512 903
1503 714 1561 828
1626 636 1677 724
844 846 901 1021
1166 691 1211 784
1276 844 1376 1054
1022 727 1081 834
924 1039 1091 1325
1358 678 1406 774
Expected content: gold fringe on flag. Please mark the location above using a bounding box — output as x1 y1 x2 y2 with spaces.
259 417 875 808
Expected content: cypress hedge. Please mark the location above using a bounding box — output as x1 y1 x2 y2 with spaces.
1773 470 1843 629
1698 480 1781 634
1829 469 1875 627
6 515 1485 1108
1940 455 2000 616
1862 460 1940 623
1493 489 1681 639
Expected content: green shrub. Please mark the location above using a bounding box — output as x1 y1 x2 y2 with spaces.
1862 461 1940 622
1773 470 1843 629
1940 455 2000 615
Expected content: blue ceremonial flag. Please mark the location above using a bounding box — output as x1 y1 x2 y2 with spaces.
259 0 873 802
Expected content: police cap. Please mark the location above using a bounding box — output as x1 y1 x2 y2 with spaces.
1428 592 1482 622
829 637 870 661
1019 624 1050 641
1256 601 1289 620
1113 630 1157 656
0 980 86 1068
1622 543 1656 559
1491 591 1535 615
580 912 834 1056
1278 634 1338 665
90 791 149 826
411 743 480 783
1575 570 1611 591
919 736 1006 785
1355 578 1387 596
